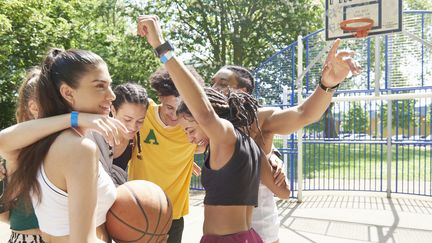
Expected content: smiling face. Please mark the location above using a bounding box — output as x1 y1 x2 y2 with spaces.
64 63 115 115
158 95 181 126
178 114 209 147
111 102 147 139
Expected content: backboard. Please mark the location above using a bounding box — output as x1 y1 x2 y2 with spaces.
325 0 402 40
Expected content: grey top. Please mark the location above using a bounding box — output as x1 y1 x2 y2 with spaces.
86 132 127 187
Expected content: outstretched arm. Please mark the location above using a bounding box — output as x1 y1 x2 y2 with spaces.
0 113 128 162
137 15 236 146
261 39 361 135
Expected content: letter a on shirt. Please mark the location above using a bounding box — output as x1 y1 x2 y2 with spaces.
144 129 159 145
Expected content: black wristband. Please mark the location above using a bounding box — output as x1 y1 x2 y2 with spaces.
319 79 339 93
153 41 174 58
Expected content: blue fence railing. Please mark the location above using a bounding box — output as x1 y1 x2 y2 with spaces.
191 11 432 198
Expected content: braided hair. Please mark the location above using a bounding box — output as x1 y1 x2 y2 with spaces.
112 83 149 110
112 83 149 160
177 87 260 135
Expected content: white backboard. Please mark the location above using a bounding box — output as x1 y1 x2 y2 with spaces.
325 0 402 40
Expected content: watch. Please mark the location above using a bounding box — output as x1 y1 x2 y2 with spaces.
319 80 339 93
153 41 175 58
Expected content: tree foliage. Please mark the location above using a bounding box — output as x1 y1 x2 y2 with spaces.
342 102 369 133
140 0 323 77
1 0 324 128
0 0 158 128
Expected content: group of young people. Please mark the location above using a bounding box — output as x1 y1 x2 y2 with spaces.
0 15 360 243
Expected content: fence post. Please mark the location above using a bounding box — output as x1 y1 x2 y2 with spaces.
374 36 381 96
296 35 304 202
386 35 393 198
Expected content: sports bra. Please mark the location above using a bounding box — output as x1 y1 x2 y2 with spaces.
31 162 116 236
201 129 261 206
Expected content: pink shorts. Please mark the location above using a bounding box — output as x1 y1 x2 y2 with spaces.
200 228 264 243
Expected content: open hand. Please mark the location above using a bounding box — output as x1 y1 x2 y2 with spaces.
321 39 361 87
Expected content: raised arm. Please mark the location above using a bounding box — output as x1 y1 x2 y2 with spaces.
0 113 128 162
137 15 235 145
261 39 361 135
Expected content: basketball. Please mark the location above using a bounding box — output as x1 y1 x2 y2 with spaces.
106 180 173 243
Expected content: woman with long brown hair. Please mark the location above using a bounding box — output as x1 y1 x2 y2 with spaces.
0 48 127 242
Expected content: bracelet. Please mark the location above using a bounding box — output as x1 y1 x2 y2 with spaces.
319 79 339 93
160 50 175 64
71 111 79 128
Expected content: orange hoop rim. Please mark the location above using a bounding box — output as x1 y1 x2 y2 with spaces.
340 18 374 38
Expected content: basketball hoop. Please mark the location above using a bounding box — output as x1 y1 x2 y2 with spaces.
340 18 374 38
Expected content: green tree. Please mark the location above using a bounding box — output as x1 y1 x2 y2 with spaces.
342 102 369 133
138 0 323 77
403 0 432 10
380 99 417 130
0 0 158 128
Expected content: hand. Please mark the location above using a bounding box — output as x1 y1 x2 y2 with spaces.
192 162 201 176
77 113 129 146
269 154 287 187
137 15 165 48
321 39 361 87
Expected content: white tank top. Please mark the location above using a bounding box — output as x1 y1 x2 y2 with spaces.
31 162 117 236
251 152 281 242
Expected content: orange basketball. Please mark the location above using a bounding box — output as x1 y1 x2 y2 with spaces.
106 180 173 243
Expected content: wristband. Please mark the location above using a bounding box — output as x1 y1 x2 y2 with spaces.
319 79 339 93
160 50 175 64
71 111 79 128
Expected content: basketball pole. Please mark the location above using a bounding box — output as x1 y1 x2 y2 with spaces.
295 38 333 203
296 35 304 203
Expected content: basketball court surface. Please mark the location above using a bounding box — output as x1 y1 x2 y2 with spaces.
1 191 432 242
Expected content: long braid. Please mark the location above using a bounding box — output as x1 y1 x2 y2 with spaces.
177 87 261 135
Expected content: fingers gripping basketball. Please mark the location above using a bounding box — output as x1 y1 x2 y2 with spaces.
106 180 173 243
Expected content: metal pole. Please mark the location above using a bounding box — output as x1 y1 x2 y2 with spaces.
387 100 392 198
374 36 381 96
296 35 304 202
386 35 393 198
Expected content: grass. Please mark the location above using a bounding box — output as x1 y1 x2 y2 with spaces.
273 138 432 181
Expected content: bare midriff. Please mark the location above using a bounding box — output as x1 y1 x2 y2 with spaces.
203 205 254 236
12 228 43 236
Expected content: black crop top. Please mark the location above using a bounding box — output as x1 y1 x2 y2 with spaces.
201 129 262 206
113 141 133 171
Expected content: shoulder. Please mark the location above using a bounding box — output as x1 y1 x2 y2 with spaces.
50 130 98 163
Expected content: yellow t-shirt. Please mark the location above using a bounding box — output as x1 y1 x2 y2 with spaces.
128 99 196 219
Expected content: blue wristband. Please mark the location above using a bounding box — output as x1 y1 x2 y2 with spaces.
160 50 175 64
71 111 78 128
